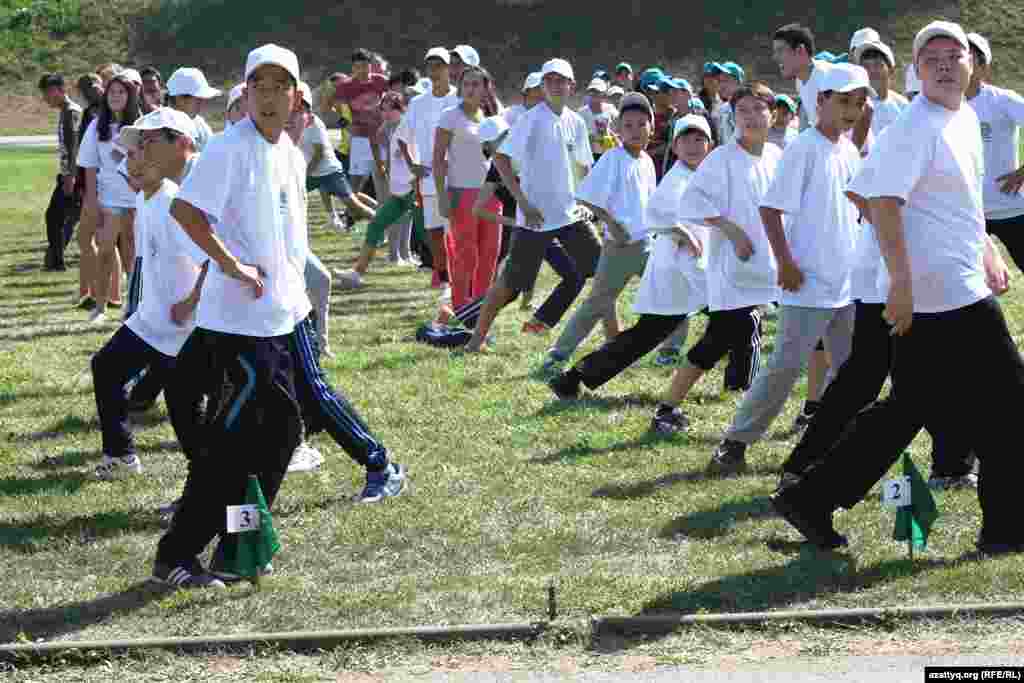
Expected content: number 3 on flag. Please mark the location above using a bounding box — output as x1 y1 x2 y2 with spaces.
226 504 260 533
881 475 912 508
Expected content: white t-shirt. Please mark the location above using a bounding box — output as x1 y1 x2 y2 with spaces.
870 91 909 137
847 95 988 314
797 60 832 131
578 102 620 148
967 83 1024 220
438 106 488 189
634 162 708 316
504 104 527 129
679 141 782 311
575 146 656 243
717 102 737 143
176 118 311 337
499 101 593 232
300 115 345 177
126 180 201 356
386 121 414 196
76 119 136 208
395 86 459 196
193 115 214 152
761 128 860 308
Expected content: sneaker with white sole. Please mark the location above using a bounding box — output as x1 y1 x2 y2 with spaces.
330 214 346 232
151 560 226 589
355 462 407 503
928 472 979 490
334 269 364 290
287 442 325 473
87 309 108 325
95 454 143 480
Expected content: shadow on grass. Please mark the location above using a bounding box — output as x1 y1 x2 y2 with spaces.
530 431 670 465
0 509 166 554
531 392 664 418
658 496 777 539
0 385 91 407
0 471 92 498
592 466 778 501
0 325 111 343
12 414 96 442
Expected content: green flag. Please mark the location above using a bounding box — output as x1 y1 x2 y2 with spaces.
219 475 280 579
893 453 939 550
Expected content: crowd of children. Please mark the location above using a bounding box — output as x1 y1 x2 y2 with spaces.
33 17 1024 587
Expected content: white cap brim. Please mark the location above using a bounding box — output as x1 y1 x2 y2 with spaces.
854 41 895 68
673 114 712 141
541 58 574 81
913 21 970 62
244 44 301 84
967 32 992 65
425 47 451 64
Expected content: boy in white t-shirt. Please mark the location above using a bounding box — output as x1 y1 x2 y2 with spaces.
705 64 869 477
649 82 782 434
166 67 221 152
772 22 1023 554
153 44 312 588
463 58 601 353
853 40 909 136
542 92 657 371
549 115 712 399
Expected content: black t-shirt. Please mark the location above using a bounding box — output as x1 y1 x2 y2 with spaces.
485 162 516 217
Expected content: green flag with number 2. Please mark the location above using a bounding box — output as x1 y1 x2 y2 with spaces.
893 453 939 550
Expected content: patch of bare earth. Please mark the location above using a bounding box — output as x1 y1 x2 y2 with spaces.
0 95 54 135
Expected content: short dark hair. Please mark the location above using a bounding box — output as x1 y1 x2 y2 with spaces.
773 23 816 57
730 81 776 109
38 73 64 91
351 49 372 64
139 66 162 82
858 48 891 66
970 44 988 67
398 68 420 87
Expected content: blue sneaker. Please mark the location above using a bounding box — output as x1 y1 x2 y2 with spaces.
355 462 407 503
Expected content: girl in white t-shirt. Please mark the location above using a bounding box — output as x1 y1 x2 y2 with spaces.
434 66 501 310
77 74 141 323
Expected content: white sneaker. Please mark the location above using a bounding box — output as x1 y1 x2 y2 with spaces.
330 214 346 232
287 442 325 473
95 454 143 480
438 285 452 303
87 309 108 325
333 269 364 290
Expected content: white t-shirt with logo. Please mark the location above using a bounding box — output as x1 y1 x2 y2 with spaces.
575 146 656 244
679 141 782 311
967 83 1024 220
77 119 137 208
126 179 201 356
438 105 488 189
499 101 594 232
761 128 860 308
395 86 459 196
847 95 988 314
797 60 833 131
176 118 311 337
578 102 620 150
870 91 909 137
633 162 708 316
300 114 345 177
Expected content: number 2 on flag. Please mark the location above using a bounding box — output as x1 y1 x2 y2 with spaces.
881 475 911 508
226 504 260 533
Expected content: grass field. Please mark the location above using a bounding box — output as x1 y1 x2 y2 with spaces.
3 147 1024 679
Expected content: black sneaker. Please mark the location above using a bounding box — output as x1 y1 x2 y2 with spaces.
792 410 814 432
549 371 580 400
770 489 848 550
151 559 226 589
706 440 748 477
975 539 1024 557
775 471 803 495
651 405 689 434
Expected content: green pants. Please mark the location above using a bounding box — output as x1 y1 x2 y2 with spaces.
364 191 425 248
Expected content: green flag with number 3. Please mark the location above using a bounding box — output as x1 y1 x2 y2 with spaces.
219 475 280 579
893 453 939 550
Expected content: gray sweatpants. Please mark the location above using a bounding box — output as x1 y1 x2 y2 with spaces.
549 240 649 361
725 303 855 444
305 252 331 349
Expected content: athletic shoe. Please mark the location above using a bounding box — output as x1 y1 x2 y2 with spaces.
792 410 814 432
770 489 848 550
287 442 325 473
651 405 689 434
928 472 979 490
95 454 143 480
74 294 96 309
522 319 550 336
87 309 108 325
438 285 452 303
549 371 580 400
342 212 356 232
330 214 346 232
333 269 364 290
775 471 803 495
157 497 181 528
355 462 407 503
151 560 226 589
706 440 748 477
654 348 680 367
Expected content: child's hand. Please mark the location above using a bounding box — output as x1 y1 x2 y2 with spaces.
777 257 805 292
731 231 754 261
669 227 703 259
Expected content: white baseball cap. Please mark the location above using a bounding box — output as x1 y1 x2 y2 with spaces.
226 83 246 111
850 27 881 52
967 32 992 65
298 81 313 108
522 71 543 91
479 115 510 143
425 47 451 64
673 113 712 141
905 62 922 94
119 68 142 86
607 85 625 97
244 44 300 84
819 62 878 98
912 20 969 62
452 44 480 67
854 40 896 68
167 67 222 98
116 107 198 150
586 78 609 94
541 58 574 81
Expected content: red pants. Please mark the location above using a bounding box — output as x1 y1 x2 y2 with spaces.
445 188 502 308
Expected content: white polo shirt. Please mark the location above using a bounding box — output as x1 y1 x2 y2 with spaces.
796 60 832 131
395 86 458 196
176 118 311 337
870 91 909 137
967 83 1024 220
848 95 988 313
575 146 657 243
499 100 593 231
760 128 860 308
